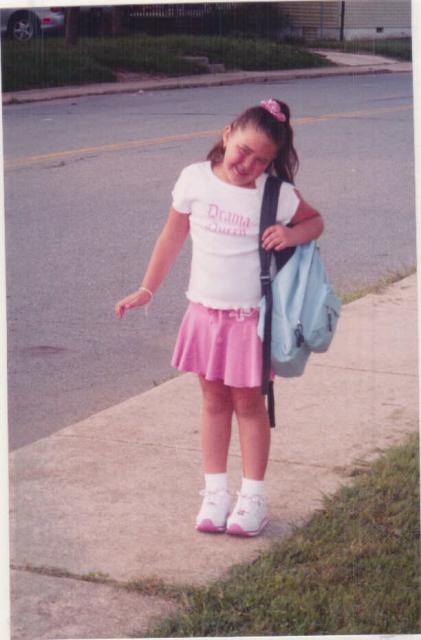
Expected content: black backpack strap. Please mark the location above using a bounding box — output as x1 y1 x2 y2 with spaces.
259 176 296 428
259 177 281 428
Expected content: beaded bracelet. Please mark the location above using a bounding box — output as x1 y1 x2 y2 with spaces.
138 286 153 315
138 286 154 301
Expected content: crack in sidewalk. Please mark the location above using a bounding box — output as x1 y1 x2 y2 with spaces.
10 562 183 601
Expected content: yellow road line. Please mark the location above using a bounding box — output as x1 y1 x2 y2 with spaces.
295 104 411 125
4 129 221 170
4 104 412 170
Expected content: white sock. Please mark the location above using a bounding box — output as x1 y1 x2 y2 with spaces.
241 477 265 496
205 472 228 492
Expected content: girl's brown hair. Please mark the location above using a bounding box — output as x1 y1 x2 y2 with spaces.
207 100 299 183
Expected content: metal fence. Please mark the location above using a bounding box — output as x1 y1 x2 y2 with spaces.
125 2 286 38
128 4 237 19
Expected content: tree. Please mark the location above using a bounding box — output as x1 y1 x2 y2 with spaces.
90 6 127 36
64 7 80 47
111 6 126 36
64 5 126 43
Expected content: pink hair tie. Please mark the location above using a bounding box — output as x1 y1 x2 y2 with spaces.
260 99 286 123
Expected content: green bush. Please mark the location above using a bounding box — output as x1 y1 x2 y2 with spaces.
1 39 115 91
1 33 331 92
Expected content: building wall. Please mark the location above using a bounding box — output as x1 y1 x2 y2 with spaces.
344 0 411 39
279 1 340 28
344 0 411 28
279 1 340 29
278 0 411 40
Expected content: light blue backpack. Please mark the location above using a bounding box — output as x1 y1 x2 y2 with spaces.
258 177 341 426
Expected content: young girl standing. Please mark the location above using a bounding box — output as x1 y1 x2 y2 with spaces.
115 99 323 537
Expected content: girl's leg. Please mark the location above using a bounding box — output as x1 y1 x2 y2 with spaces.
196 376 233 533
198 375 233 473
227 387 270 537
231 386 270 480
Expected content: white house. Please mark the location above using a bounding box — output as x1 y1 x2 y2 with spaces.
279 0 411 40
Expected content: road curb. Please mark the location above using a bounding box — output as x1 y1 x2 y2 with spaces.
2 62 412 105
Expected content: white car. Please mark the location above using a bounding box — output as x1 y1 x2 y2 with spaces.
0 7 65 41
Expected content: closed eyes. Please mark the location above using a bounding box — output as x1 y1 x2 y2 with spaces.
238 146 270 165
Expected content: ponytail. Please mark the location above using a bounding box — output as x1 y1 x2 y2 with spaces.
271 101 299 183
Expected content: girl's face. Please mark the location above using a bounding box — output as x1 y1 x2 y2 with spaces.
215 124 278 188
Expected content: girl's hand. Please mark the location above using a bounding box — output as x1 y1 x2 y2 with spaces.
115 288 152 319
261 224 293 251
115 208 189 320
262 193 324 251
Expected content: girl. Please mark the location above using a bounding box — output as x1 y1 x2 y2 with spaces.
115 99 323 538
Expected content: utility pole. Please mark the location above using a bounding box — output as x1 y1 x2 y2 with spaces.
340 0 345 42
320 1 324 39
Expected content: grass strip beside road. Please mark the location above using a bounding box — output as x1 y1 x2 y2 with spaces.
304 37 412 61
137 434 420 637
1 33 331 92
338 264 417 304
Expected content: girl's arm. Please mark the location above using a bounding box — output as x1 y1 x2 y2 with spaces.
261 190 324 252
115 207 190 319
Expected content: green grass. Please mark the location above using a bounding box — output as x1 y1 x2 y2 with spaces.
1 33 332 92
338 264 417 305
137 433 420 636
306 36 412 61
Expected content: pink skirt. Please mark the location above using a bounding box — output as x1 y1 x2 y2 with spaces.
172 302 272 388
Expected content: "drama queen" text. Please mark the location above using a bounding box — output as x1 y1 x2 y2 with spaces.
206 204 251 236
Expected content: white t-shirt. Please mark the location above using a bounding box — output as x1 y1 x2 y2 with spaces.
172 161 300 309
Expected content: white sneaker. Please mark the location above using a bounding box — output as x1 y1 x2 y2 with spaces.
196 488 231 533
226 492 268 537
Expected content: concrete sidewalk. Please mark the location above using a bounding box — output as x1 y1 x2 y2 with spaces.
9 273 419 639
2 50 411 105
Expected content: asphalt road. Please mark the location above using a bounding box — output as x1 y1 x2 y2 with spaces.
3 72 416 450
